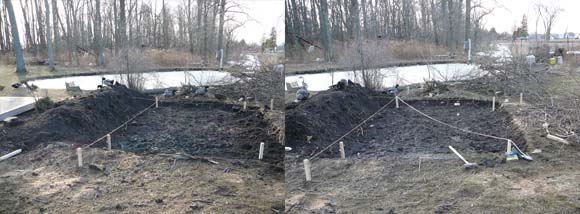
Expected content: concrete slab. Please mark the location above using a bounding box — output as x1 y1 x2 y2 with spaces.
0 97 36 121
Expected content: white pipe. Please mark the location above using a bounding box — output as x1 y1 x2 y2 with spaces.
0 149 22 162
448 146 469 164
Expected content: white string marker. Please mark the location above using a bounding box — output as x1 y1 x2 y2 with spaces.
258 142 265 160
106 134 112 150
519 93 523 105
339 141 346 159
303 159 312 181
243 101 247 111
395 96 399 108
77 148 83 167
155 96 159 108
492 96 496 112
270 99 274 110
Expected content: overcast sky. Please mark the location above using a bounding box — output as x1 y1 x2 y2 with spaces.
7 0 284 46
235 0 284 45
482 0 579 34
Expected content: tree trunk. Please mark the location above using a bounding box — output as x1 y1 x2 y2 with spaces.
216 0 225 63
319 0 333 62
45 0 55 70
465 0 471 43
52 0 58 55
4 0 26 73
94 0 104 65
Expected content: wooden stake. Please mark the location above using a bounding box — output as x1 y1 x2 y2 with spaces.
243 101 247 111
77 148 83 167
106 134 112 150
519 93 523 105
492 96 496 112
395 96 399 108
339 142 346 159
303 159 312 181
506 140 512 153
258 142 265 160
155 96 159 108
270 99 274 110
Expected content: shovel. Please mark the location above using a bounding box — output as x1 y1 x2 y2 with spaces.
448 146 478 170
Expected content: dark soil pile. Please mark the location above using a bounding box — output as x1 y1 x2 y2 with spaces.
112 103 284 164
0 85 152 152
285 86 382 154
297 98 527 158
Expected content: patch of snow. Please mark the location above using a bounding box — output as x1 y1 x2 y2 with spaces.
286 63 482 91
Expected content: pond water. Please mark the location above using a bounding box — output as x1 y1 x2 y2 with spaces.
29 70 237 90
285 63 483 91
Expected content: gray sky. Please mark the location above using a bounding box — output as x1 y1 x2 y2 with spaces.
8 0 284 46
483 0 579 34
235 0 285 45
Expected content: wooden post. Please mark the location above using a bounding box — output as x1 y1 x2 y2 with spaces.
258 142 265 160
155 96 159 108
243 101 247 111
77 148 83 167
492 96 496 112
339 141 346 159
270 99 274 110
303 159 312 181
395 96 399 108
106 134 112 150
506 140 512 154
519 93 523 105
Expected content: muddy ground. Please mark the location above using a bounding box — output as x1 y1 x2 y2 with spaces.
0 86 284 213
285 70 580 213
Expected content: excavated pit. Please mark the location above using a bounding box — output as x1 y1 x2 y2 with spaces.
286 86 527 158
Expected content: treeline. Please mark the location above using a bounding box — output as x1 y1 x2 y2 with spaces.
286 0 497 61
0 0 251 72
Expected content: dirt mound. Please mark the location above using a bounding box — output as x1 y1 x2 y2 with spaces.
0 85 152 152
285 86 381 154
292 98 527 158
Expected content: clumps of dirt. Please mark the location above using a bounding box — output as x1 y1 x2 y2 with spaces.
285 86 381 153
112 103 284 164
316 99 527 158
0 85 152 152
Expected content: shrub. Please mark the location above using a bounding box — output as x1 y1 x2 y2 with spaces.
35 97 54 113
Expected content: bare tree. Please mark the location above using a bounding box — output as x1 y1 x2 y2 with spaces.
536 2 564 41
